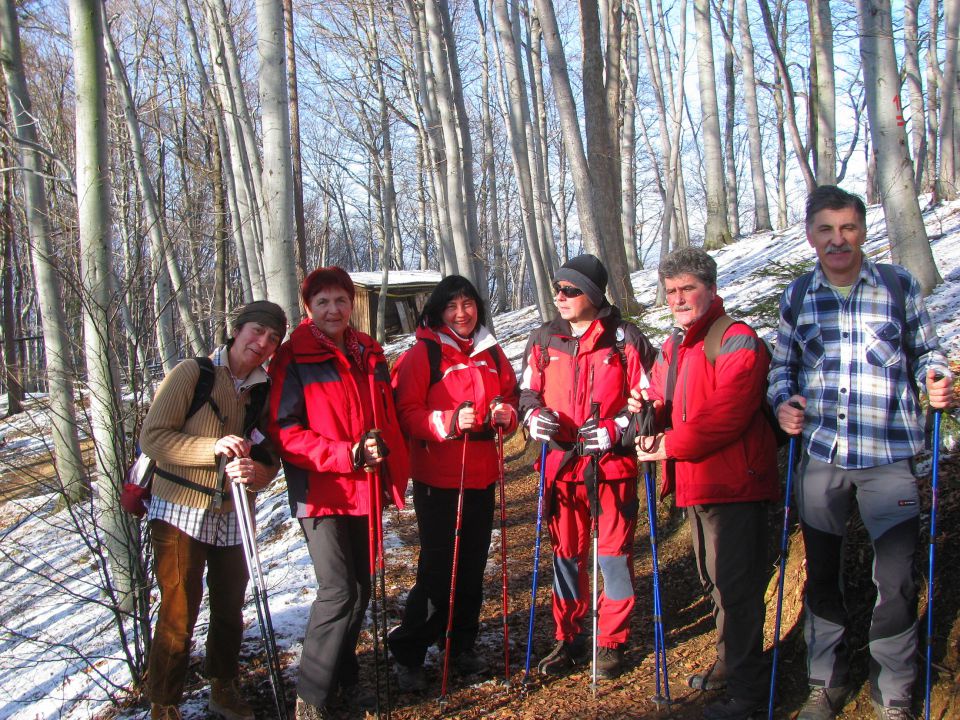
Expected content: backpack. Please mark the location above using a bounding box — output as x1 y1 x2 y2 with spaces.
120 358 219 517
702 314 791 448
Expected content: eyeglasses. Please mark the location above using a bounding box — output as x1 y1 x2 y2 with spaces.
552 282 584 298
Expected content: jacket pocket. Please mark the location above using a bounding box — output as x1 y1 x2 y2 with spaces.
865 321 902 368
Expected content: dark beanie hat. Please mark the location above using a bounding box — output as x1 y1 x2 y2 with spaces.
233 300 288 337
554 254 608 308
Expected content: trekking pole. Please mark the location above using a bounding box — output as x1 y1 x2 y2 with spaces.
523 442 549 687
925 375 946 720
365 429 392 720
643 466 671 706
635 400 670 706
768 400 803 720
496 422 511 685
365 436 385 720
585 401 601 698
230 476 287 719
439 402 473 707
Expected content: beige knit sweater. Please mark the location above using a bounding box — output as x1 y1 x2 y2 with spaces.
139 356 280 512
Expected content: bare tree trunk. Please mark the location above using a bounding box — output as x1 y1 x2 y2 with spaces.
718 0 739 237
283 0 307 277
492 0 552 318
693 0 731 248
212 123 228 344
938 0 960 199
621 4 640 271
580 0 640 309
0 124 24 416
808 0 836 184
757 0 816 191
70 0 136 607
257 0 300 325
926 0 941 196
903 0 927 192
476 0 509 312
735 0 771 231
0 0 86 494
102 18 205 364
857 0 942 294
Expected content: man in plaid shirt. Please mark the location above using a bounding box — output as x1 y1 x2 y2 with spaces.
768 185 953 720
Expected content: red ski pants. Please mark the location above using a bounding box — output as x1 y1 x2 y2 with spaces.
548 477 637 648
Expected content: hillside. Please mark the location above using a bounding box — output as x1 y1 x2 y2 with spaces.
1 200 959 719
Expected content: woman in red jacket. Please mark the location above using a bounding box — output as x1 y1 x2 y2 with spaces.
267 267 409 719
387 275 518 692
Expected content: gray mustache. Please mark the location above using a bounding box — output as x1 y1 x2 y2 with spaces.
825 244 851 254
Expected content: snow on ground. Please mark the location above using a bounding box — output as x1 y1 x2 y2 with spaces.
1 200 959 719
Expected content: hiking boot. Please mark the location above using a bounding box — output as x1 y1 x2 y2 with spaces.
870 700 915 720
537 638 588 676
295 696 332 720
452 650 489 676
337 682 378 712
688 662 728 691
702 696 766 720
797 685 854 720
150 705 182 720
595 645 624 680
395 663 428 693
208 677 254 720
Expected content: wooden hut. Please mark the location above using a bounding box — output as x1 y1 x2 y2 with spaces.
349 271 442 337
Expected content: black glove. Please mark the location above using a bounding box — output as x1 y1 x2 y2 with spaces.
528 408 560 442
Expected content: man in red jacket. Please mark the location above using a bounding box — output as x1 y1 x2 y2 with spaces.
632 247 779 720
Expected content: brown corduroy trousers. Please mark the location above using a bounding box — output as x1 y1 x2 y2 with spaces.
147 519 248 704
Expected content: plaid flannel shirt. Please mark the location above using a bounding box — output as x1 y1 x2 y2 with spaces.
767 259 949 469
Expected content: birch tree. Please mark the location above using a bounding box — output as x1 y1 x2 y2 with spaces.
857 0 942 294
0 0 86 498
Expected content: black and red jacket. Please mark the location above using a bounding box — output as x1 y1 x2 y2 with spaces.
519 305 656 484
392 325 519 490
267 318 409 517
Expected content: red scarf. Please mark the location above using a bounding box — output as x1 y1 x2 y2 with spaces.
309 323 364 366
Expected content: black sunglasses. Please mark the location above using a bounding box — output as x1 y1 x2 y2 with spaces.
552 282 585 298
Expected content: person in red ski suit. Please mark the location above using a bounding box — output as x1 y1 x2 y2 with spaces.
267 266 410 718
388 275 518 692
519 254 656 680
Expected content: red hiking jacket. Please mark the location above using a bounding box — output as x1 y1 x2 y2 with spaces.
518 306 656 484
391 325 519 490
267 319 409 517
648 297 779 507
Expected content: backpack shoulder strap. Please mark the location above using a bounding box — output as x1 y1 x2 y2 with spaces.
703 314 736 365
786 271 815 327
425 339 443 387
185 357 218 420
876 263 907 326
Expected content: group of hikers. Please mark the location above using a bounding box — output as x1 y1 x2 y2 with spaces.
138 184 953 720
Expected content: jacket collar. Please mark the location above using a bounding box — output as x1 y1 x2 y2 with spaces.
417 323 501 358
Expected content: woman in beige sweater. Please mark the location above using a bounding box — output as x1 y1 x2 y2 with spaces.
139 300 286 720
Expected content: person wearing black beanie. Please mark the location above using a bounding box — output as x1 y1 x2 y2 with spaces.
517 254 656 682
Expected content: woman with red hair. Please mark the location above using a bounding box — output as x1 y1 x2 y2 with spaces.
267 266 409 719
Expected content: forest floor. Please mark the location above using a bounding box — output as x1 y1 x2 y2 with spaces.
163 399 960 720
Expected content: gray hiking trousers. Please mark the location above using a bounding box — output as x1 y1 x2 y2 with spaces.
797 456 920 709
